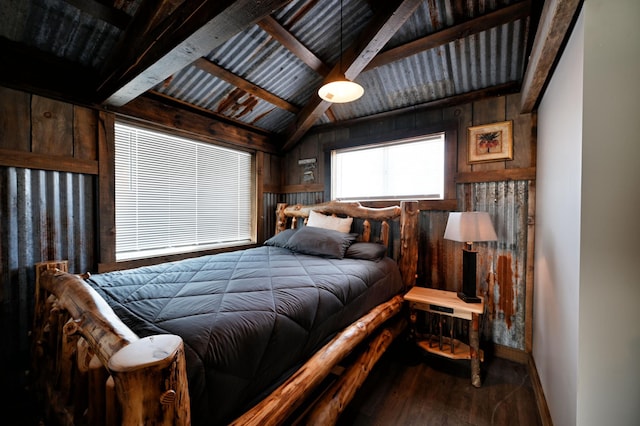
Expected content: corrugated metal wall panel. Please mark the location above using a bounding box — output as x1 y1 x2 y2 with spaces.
417 181 530 350
0 166 96 389
461 180 529 350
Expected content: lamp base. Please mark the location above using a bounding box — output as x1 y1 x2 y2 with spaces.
457 291 481 303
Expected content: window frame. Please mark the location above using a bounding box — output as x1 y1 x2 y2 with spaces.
323 123 458 210
110 118 258 267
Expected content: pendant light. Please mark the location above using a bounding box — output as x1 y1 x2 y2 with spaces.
318 0 364 103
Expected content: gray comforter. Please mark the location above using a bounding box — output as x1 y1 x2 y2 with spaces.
86 245 403 425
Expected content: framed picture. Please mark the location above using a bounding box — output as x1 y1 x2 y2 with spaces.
467 120 513 164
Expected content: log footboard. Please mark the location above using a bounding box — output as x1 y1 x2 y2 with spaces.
32 264 190 425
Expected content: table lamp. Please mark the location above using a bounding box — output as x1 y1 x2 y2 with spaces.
444 211 497 303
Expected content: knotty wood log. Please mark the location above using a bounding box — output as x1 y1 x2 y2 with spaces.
305 317 407 425
398 200 419 289
108 335 191 426
37 269 190 425
230 295 404 426
279 200 401 222
87 354 109 426
363 219 371 242
38 269 139 365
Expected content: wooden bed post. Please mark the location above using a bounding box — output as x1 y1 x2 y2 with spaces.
108 335 191 426
33 268 191 426
398 200 419 289
276 203 287 233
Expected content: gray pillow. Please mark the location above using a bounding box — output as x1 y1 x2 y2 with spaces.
264 228 298 248
284 226 357 259
345 242 387 262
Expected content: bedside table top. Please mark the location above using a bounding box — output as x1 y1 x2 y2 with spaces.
404 286 484 315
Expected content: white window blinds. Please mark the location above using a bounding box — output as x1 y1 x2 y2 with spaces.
115 122 253 260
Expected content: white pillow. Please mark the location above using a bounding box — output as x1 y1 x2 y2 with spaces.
307 210 353 233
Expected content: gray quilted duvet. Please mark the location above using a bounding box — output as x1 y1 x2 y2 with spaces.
86 245 403 425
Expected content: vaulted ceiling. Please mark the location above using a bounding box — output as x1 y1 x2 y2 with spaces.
0 0 542 151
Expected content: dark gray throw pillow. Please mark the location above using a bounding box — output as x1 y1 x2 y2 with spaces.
284 226 357 259
264 228 298 248
344 242 388 262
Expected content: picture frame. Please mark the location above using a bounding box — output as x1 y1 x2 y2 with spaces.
467 120 513 164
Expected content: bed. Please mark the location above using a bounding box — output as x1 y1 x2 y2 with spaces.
31 200 419 425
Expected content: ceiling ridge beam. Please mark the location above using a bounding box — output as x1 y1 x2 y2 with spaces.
281 0 424 152
194 57 300 113
364 0 532 72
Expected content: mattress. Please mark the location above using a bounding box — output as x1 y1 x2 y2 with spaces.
86 245 403 425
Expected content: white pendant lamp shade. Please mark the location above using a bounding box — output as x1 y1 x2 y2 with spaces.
318 78 364 103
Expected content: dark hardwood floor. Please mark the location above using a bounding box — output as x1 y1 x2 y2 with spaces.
337 339 542 426
13 338 541 426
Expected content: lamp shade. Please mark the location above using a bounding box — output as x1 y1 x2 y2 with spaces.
318 78 364 103
444 212 497 243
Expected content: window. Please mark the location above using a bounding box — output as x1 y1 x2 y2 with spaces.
331 133 445 201
114 122 254 260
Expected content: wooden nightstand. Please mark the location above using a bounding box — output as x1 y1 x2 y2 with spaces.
404 286 485 387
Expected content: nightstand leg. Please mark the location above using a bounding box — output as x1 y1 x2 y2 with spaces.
470 312 481 387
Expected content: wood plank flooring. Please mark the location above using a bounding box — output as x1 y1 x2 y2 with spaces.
337 339 542 426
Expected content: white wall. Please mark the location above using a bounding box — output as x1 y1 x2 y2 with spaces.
578 0 640 424
535 1 640 425
535 10 583 426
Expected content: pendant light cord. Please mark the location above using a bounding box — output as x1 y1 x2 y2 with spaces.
340 0 343 75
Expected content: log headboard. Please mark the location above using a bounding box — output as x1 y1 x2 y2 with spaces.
276 200 419 289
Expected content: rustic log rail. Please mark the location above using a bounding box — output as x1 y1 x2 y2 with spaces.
32 266 190 425
32 200 419 425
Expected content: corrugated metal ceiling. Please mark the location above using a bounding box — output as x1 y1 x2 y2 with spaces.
0 0 539 150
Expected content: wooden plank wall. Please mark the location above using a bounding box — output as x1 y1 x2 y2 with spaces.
0 86 100 407
282 93 536 352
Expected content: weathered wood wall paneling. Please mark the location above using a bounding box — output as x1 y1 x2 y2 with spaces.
0 166 96 392
0 87 30 151
263 192 279 240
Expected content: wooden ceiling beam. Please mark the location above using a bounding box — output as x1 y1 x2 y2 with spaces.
97 0 292 107
281 0 423 152
194 57 300 113
63 0 131 29
258 15 330 76
364 0 531 72
520 0 582 112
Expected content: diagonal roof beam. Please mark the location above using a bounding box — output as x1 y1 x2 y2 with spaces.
97 0 293 107
281 0 423 151
258 15 331 76
193 57 300 113
364 0 531 71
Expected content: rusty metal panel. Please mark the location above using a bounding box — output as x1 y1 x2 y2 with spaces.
418 180 530 350
337 19 528 121
461 180 529 350
0 166 96 389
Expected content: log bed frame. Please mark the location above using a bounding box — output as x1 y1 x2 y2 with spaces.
31 200 419 425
